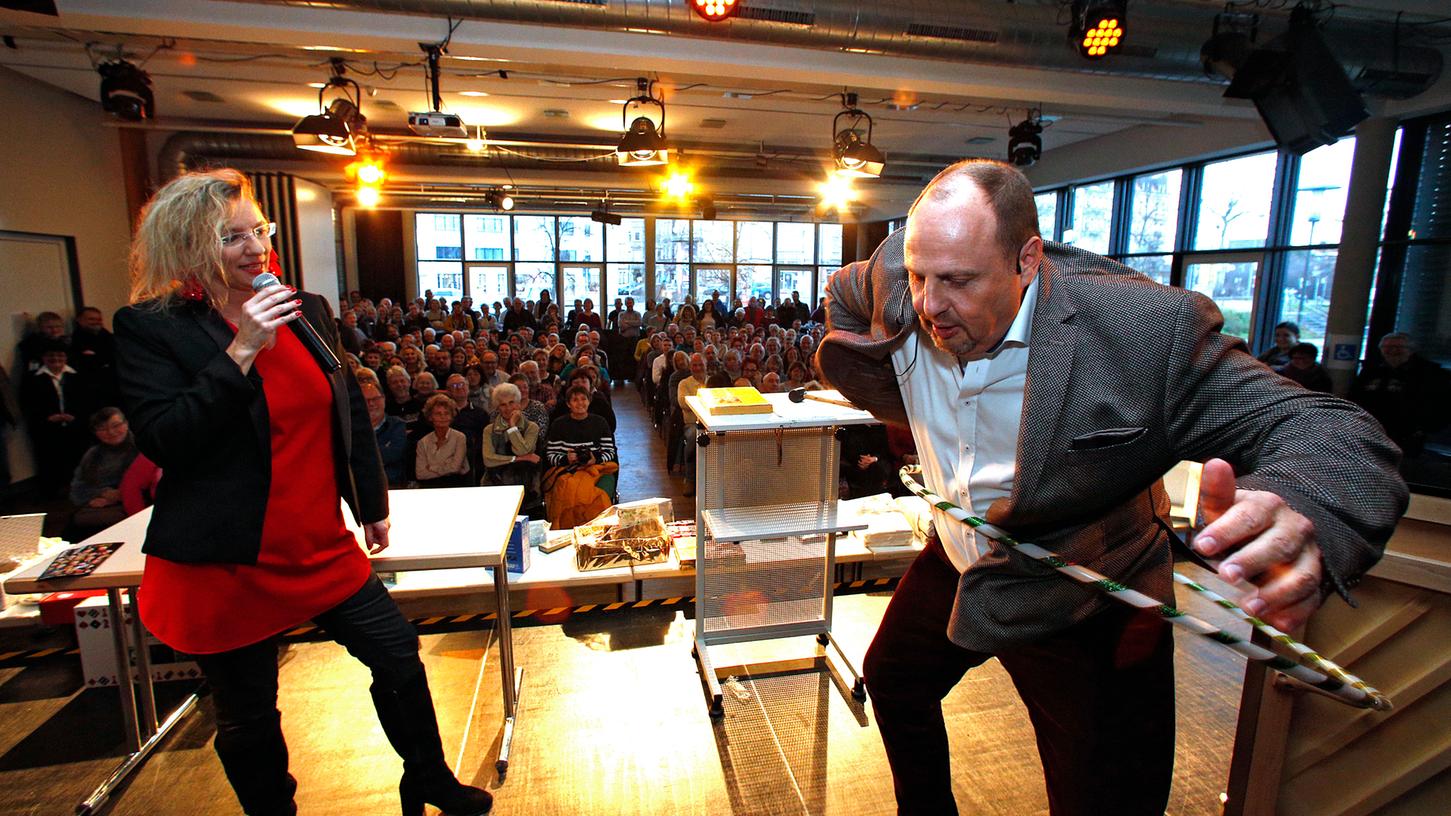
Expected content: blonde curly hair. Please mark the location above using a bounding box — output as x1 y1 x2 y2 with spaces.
128 168 256 307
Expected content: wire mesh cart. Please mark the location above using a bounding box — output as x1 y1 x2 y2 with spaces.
683 390 878 717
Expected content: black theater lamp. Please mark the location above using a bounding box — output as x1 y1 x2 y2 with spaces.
617 78 671 168
1008 115 1043 167
98 59 154 121
832 93 885 179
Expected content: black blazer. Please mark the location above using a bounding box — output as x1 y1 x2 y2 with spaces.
114 292 387 565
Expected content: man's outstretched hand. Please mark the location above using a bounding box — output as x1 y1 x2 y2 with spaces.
1193 458 1324 631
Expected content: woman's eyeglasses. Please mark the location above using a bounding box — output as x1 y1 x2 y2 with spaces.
220 222 277 248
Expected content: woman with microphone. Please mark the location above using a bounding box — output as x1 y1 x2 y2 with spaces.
114 170 491 816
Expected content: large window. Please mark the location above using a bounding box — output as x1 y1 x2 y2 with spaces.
513 216 556 261
1034 191 1059 241
416 212 843 310
1194 152 1278 250
465 214 510 261
776 223 815 265
1067 181 1114 254
1127 169 1181 254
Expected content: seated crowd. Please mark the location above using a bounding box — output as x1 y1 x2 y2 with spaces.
342 287 835 517
13 288 1447 543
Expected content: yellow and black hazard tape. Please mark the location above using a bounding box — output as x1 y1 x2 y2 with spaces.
0 577 901 664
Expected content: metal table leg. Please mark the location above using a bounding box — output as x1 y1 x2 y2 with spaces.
492 566 522 776
128 588 158 734
105 588 141 752
76 589 200 815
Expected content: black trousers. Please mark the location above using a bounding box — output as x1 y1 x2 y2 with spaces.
863 538 1175 816
190 574 424 814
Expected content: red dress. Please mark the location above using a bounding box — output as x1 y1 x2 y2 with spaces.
138 325 373 655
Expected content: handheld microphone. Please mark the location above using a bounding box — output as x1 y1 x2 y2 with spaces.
250 272 342 373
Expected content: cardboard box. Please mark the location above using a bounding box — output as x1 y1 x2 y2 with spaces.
74 596 201 688
506 516 531 575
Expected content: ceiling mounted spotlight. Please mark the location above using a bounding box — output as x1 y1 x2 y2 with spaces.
1008 111 1043 167
489 189 515 211
832 92 885 179
293 60 366 155
690 0 740 22
591 199 622 225
1070 0 1127 60
617 78 671 167
97 59 154 121
1201 11 1259 81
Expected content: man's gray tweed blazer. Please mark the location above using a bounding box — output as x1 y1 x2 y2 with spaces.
816 228 1407 653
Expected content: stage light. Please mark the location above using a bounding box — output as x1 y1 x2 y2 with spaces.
1070 0 1127 60
465 125 486 154
617 78 671 167
691 0 739 22
488 190 515 211
818 174 857 212
293 61 366 155
590 201 623 225
832 93 885 179
661 171 694 200
355 185 381 208
97 59 154 121
347 156 386 186
1008 113 1043 167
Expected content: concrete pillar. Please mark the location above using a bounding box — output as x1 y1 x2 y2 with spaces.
1323 117 1397 395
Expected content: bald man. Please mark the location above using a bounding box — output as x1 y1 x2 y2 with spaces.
817 159 1406 815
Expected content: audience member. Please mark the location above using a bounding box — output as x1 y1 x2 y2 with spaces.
66 407 139 538
1257 321 1299 368
18 311 69 373
1276 343 1333 393
481 382 543 512
70 306 119 402
1351 332 1451 457
414 394 470 487
542 385 619 528
361 382 407 487
20 341 93 498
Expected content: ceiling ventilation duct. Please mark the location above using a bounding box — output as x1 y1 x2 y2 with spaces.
238 0 1441 98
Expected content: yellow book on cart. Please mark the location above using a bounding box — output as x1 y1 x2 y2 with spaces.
698 386 773 416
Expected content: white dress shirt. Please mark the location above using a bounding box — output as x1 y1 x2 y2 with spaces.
891 276 1039 572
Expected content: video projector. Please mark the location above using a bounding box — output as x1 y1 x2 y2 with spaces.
408 111 469 138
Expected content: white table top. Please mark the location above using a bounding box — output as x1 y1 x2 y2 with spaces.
685 390 878 432
3 486 524 595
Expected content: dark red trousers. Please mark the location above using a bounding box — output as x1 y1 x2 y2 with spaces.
863 538 1176 815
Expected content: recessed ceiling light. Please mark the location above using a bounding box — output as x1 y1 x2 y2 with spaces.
542 109 570 118
459 91 490 97
301 45 366 53
307 82 327 89
182 90 226 103
700 118 727 129
454 55 512 63
607 99 629 104
965 136 995 145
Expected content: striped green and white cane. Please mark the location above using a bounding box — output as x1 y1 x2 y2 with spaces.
897 465 1391 711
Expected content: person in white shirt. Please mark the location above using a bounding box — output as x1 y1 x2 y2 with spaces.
817 159 1405 816
413 394 469 487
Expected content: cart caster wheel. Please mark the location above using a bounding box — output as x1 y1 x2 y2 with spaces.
496 759 509 776
852 680 867 702
709 701 725 719
815 633 830 646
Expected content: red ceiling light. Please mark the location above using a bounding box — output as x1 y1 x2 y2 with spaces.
692 0 740 23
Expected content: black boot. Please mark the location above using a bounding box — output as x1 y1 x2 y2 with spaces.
371 674 493 816
213 710 298 816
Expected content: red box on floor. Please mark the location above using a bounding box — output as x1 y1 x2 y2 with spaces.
39 590 106 626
